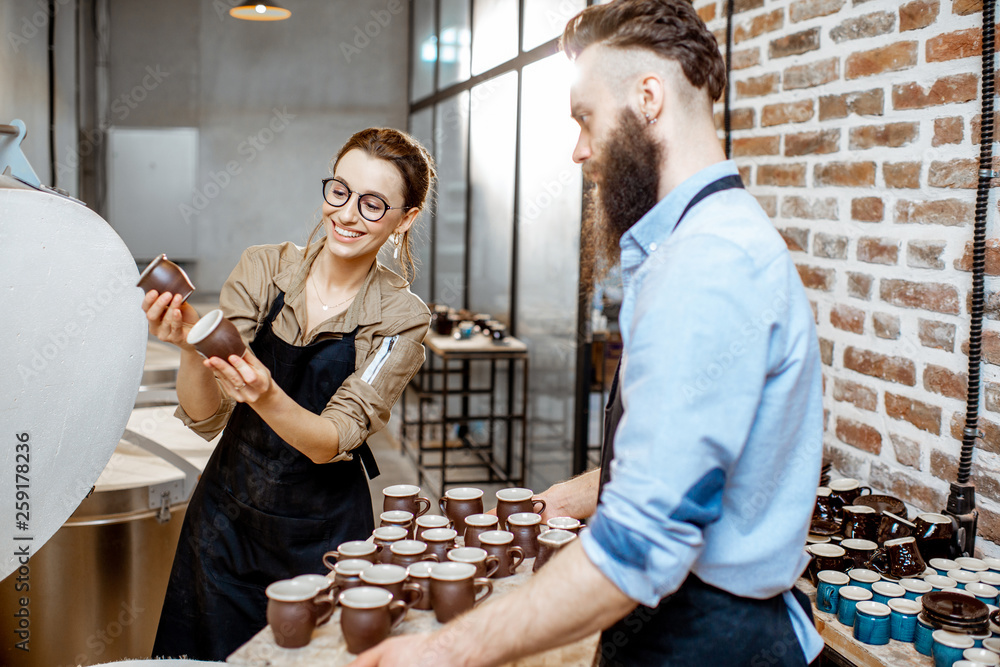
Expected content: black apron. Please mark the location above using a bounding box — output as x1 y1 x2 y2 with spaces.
153 291 379 660
595 175 815 666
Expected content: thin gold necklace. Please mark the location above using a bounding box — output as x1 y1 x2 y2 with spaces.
310 273 356 312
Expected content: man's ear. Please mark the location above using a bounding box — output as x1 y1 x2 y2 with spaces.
637 72 665 122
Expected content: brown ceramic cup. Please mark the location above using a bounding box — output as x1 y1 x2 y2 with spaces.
914 513 956 561
495 488 546 530
329 559 375 601
429 562 493 623
389 540 438 568
372 526 409 564
478 530 524 578
415 514 453 541
447 547 500 578
324 541 379 569
534 529 577 572
266 579 333 649
806 544 848 583
137 254 195 302
545 517 582 534
421 528 458 562
382 484 431 518
842 505 881 542
841 538 879 569
359 564 423 607
878 511 916 545
406 561 435 610
439 488 485 536
507 512 542 559
463 513 499 549
828 478 872 508
292 573 335 598
868 536 927 579
380 510 415 539
339 586 408 655
814 494 839 523
186 309 247 360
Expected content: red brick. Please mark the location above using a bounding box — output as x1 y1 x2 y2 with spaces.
955 238 1000 275
880 279 960 314
933 116 964 146
796 265 835 291
790 0 846 23
758 163 806 186
885 392 942 434
831 11 894 42
835 417 882 454
972 113 1000 144
734 8 784 44
824 443 866 479
733 0 765 14
949 412 1000 456
929 159 977 189
819 89 884 120
761 100 814 127
784 58 839 89
929 449 957 481
927 28 982 62
900 0 939 31
924 364 968 401
890 433 922 470
893 73 979 109
848 122 919 150
953 0 981 14
715 108 756 131
918 318 956 351
782 196 838 220
885 162 922 189
785 129 840 156
815 162 875 187
975 506 1000 546
769 28 820 59
834 378 878 410
847 273 873 300
738 165 752 187
697 3 717 22
907 241 946 270
737 73 780 98
873 312 900 339
732 47 761 70
831 304 864 333
983 330 1000 366
732 136 780 157
846 42 918 79
857 237 899 265
779 228 809 252
844 346 916 385
819 338 834 365
894 198 972 226
757 194 777 217
987 290 1000 321
852 197 884 222
869 462 945 512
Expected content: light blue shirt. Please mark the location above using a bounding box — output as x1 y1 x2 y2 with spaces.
579 160 824 661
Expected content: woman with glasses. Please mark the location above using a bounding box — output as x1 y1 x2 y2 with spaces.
142 128 434 660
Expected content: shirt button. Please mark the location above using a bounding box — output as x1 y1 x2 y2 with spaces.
649 243 657 252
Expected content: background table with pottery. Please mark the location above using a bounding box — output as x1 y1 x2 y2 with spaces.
796 579 931 666
227 556 599 666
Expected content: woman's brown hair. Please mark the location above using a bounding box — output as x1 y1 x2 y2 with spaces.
307 127 436 282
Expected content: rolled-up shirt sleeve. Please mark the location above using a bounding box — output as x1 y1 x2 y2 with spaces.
580 235 776 606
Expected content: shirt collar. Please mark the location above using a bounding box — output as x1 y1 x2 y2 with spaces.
621 160 739 268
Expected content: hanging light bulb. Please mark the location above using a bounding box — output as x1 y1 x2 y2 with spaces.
229 2 291 21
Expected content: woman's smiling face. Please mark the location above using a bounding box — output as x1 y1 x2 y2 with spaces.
321 149 417 265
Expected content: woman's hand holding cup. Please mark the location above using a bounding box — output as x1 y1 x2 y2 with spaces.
142 290 200 350
205 350 276 405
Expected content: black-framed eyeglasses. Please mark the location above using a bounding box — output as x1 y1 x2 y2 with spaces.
321 177 406 222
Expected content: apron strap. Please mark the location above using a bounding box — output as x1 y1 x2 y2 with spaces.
355 442 380 480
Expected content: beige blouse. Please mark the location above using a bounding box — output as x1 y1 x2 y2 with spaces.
175 240 430 462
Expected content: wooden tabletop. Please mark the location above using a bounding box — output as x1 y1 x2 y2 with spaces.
424 333 528 357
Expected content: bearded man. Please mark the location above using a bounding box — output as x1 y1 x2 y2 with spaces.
351 1 824 665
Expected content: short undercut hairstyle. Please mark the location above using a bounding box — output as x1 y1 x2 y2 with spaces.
561 0 726 102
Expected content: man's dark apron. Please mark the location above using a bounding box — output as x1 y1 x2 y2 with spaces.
595 175 815 667
153 292 379 660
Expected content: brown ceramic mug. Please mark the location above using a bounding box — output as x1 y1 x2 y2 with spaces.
545 516 582 534
329 559 374 601
137 254 195 302
382 484 431 518
868 536 927 579
914 513 956 561
447 547 500 578
828 478 871 508
186 309 247 360
380 510 416 539
389 540 438 568
813 493 839 523
463 513 499 549
878 511 916 544
478 530 524 578
534 529 577 572
372 526 408 564
266 579 333 649
841 538 879 569
842 505 881 542
429 562 493 623
806 544 848 583
339 586 408 655
292 573 335 598
359 564 423 607
506 512 542 559
324 541 378 568
406 561 436 610
415 514 453 541
439 488 485 536
495 488 546 530
421 528 457 562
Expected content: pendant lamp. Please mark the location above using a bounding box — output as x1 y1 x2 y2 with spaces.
229 3 291 21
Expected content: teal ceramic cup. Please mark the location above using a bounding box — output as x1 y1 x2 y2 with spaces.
916 614 937 656
849 568 880 591
888 597 922 643
853 601 891 645
964 647 1000 664
816 570 850 614
837 585 872 627
949 569 980 590
901 577 933 600
969 632 993 649
967 582 1000 607
933 630 975 667
872 580 906 606
930 558 961 577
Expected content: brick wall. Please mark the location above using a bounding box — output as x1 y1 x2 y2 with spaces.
699 0 1000 554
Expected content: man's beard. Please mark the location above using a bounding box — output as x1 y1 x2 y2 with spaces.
580 108 663 287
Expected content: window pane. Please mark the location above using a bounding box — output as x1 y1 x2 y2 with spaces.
411 0 437 102
438 0 472 89
471 0 518 75
434 92 470 307
522 0 585 52
468 71 518 322
517 54 583 486
408 108 435 302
